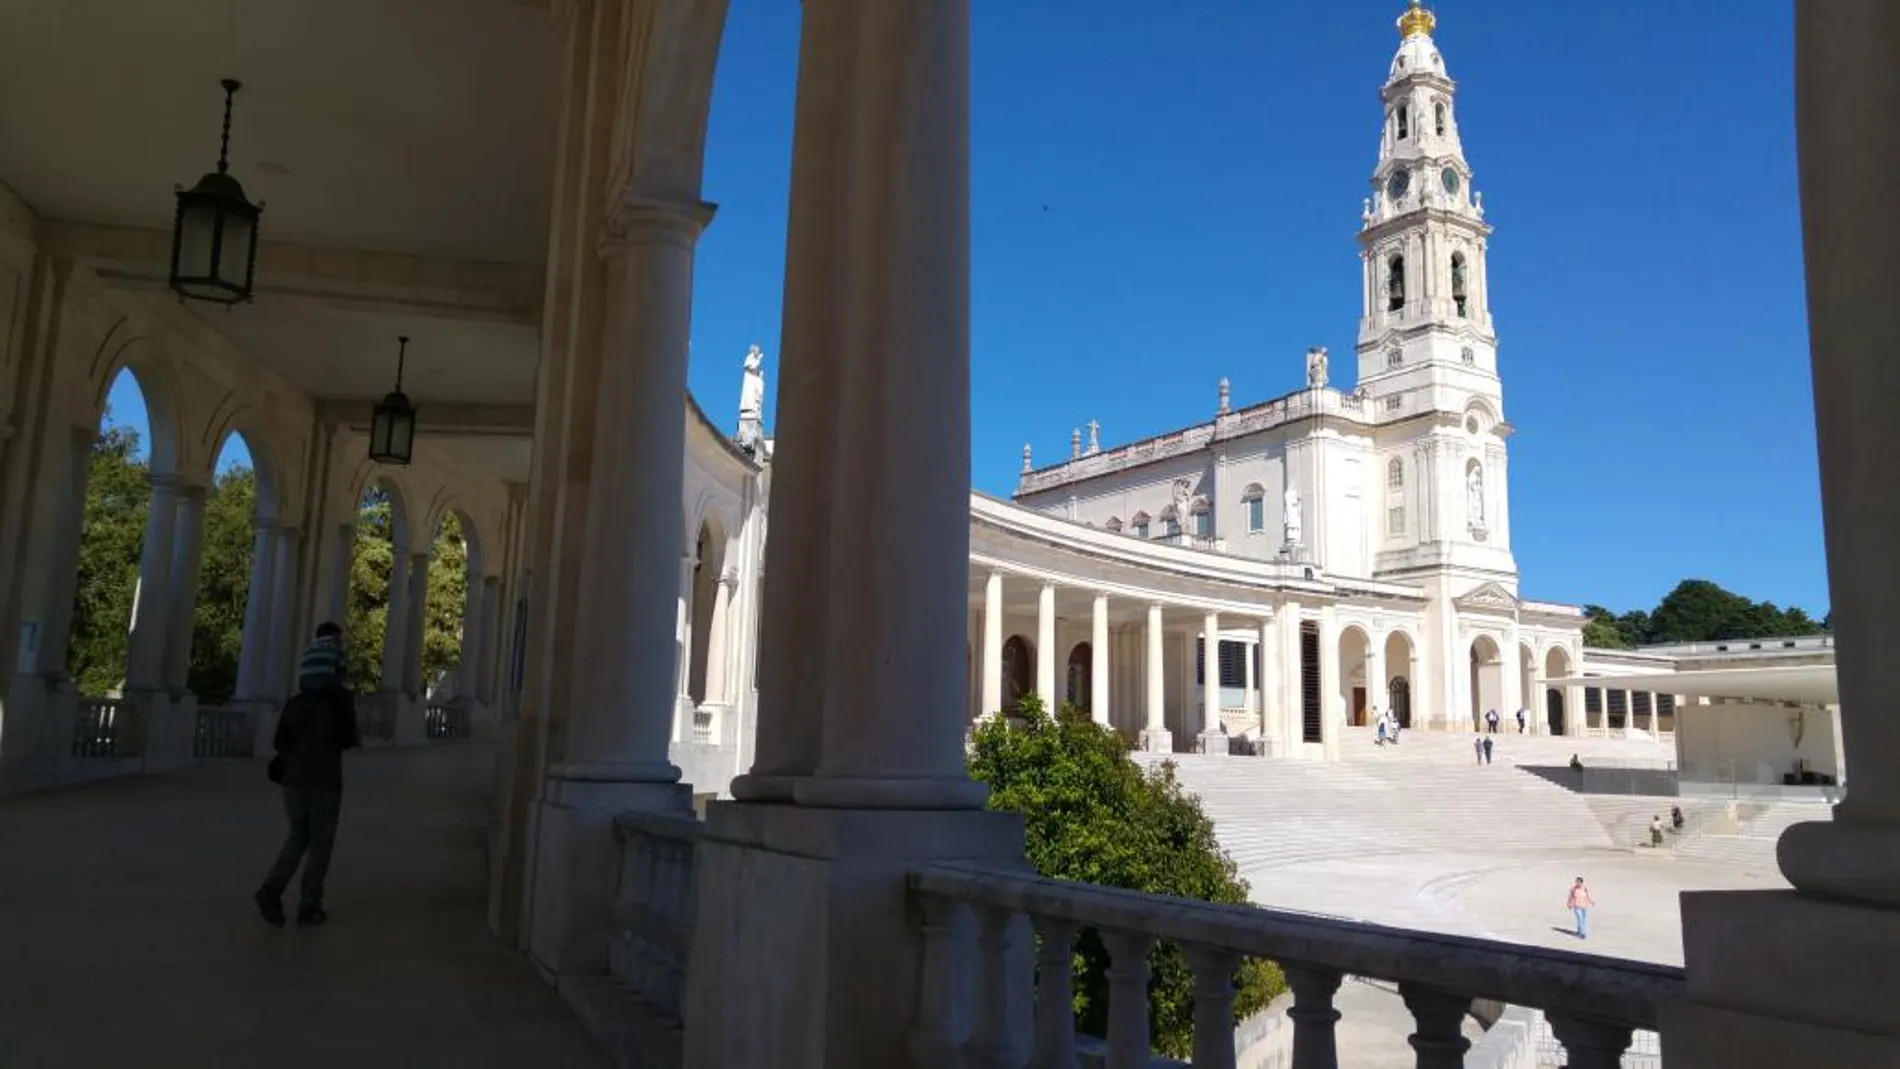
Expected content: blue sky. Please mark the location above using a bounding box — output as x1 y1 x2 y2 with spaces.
111 0 1826 617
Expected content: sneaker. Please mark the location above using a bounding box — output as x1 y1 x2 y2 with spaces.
254 888 286 927
296 906 328 928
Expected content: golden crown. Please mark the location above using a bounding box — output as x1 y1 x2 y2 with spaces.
1398 1 1437 39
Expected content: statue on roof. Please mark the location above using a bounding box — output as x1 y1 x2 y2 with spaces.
736 345 768 455
1306 346 1329 389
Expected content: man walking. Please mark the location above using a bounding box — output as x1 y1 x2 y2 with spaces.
1482 735 1495 765
1474 737 1485 765
255 638 359 929
1567 876 1595 940
1516 706 1528 734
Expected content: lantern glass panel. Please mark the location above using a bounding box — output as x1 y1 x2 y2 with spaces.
218 212 254 289
391 409 416 460
370 410 393 458
177 202 219 280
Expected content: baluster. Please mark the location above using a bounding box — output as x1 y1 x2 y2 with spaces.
1183 943 1240 1069
1282 963 1343 1069
907 894 971 1069
1398 983 1472 1069
1099 929 1154 1069
968 905 1020 1069
1029 916 1079 1069
1545 1012 1635 1069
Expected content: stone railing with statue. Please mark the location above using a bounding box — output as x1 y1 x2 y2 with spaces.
906 862 1681 1069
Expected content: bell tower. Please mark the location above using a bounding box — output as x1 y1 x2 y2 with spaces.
1354 2 1499 409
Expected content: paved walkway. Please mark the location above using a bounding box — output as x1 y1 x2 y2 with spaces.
0 743 607 1068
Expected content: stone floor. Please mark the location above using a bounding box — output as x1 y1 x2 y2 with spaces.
0 743 608 1068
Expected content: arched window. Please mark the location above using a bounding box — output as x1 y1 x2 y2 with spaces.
1396 105 1410 140
1131 511 1150 539
1159 506 1181 538
1241 484 1266 533
1001 635 1033 713
1451 252 1469 317
1434 102 1447 137
1190 498 1211 537
1387 255 1406 312
1105 516 1123 533
1387 457 1404 489
1066 643 1091 710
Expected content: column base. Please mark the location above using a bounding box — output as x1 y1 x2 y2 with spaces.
681 802 1029 1069
1196 726 1230 756
527 772 694 978
390 693 426 746
1139 727 1173 753
1662 889 1900 1067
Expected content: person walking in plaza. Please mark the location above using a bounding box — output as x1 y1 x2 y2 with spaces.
254 640 360 929
1650 814 1666 848
1482 735 1494 765
1376 715 1388 746
1474 737 1485 765
1485 708 1500 734
1567 876 1595 940
1516 706 1527 734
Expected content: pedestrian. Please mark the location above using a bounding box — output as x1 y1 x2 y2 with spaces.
1516 707 1527 734
1485 708 1500 734
1650 815 1665 848
298 621 346 694
1376 715 1388 746
1671 805 1685 833
1474 737 1485 765
1482 735 1494 765
254 672 360 929
1389 714 1401 746
1567 876 1595 939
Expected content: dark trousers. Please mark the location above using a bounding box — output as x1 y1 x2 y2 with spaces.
263 786 342 906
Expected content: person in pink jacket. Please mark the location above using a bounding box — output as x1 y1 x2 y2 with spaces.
1567 876 1595 940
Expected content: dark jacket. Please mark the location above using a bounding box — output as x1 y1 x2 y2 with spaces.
273 687 360 788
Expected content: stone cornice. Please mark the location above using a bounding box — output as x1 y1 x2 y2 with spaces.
598 197 717 258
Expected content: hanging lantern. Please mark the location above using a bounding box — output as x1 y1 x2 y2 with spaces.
370 336 418 465
169 79 264 305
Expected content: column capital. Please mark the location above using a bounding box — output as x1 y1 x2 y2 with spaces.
718 567 740 588
599 196 717 258
147 472 187 494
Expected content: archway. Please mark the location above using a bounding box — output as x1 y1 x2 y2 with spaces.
1066 642 1091 711
345 477 412 696
1338 626 1372 727
1001 634 1033 712
1383 629 1416 729
1543 646 1573 736
688 520 725 706
422 510 475 702
187 427 281 706
1518 642 1538 733
1468 634 1504 731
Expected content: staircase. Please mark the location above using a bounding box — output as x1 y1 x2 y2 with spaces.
1674 801 1832 872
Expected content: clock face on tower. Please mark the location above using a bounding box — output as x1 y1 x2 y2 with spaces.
1441 168 1461 194
1386 169 1411 200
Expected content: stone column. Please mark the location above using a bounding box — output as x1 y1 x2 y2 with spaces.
478 575 502 703
1035 582 1056 709
980 570 1003 718
159 483 207 693
1090 593 1109 726
683 7 1029 1061
1666 7 1900 1064
379 548 410 693
1200 611 1222 750
1257 617 1278 753
124 474 181 692
455 567 485 698
703 569 736 706
1366 644 1386 726
326 524 354 627
400 551 429 699
1141 603 1169 752
673 552 696 741
1318 609 1341 760
261 529 303 701
233 525 279 699
33 430 96 681
1281 601 1304 746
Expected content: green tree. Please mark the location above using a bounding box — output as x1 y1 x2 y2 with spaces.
185 465 258 704
1580 605 1630 649
968 698 1285 1058
344 490 394 693
69 424 149 696
423 512 468 689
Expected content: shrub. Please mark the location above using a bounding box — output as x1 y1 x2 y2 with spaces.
968 695 1285 1057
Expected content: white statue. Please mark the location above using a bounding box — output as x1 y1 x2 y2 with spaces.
1306 346 1329 389
1283 486 1303 546
735 345 768 454
1467 466 1485 525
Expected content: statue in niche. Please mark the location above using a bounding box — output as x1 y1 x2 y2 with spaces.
1305 346 1329 389
1283 486 1303 546
1172 478 1192 511
1466 466 1486 526
736 345 768 454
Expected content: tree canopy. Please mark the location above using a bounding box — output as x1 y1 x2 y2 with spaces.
968 697 1285 1058
68 422 473 703
1583 579 1827 649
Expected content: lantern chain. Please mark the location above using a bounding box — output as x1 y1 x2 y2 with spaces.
217 78 241 175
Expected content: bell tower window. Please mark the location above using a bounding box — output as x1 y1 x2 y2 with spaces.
1451 252 1468 317
1396 105 1410 140
1434 102 1447 136
1386 255 1406 312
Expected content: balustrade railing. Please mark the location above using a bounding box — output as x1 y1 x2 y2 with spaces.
358 694 396 741
72 698 130 758
192 706 254 759
607 811 701 1063
424 702 469 741
908 862 1682 1069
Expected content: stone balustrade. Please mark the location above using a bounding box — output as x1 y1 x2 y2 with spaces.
358 693 397 742
907 861 1681 1069
603 810 700 1062
425 702 469 741
72 698 129 758
191 706 254 759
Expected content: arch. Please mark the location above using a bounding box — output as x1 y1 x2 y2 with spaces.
1001 634 1033 712
1188 496 1211 537
1469 634 1505 731
89 326 189 477
1065 642 1091 711
1383 629 1417 729
1338 624 1374 727
1544 645 1575 735
1395 104 1410 140
1158 504 1180 536
687 517 726 706
206 421 285 526
1386 254 1406 311
1130 511 1151 539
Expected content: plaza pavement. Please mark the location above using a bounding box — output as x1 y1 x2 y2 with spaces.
0 742 608 1068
